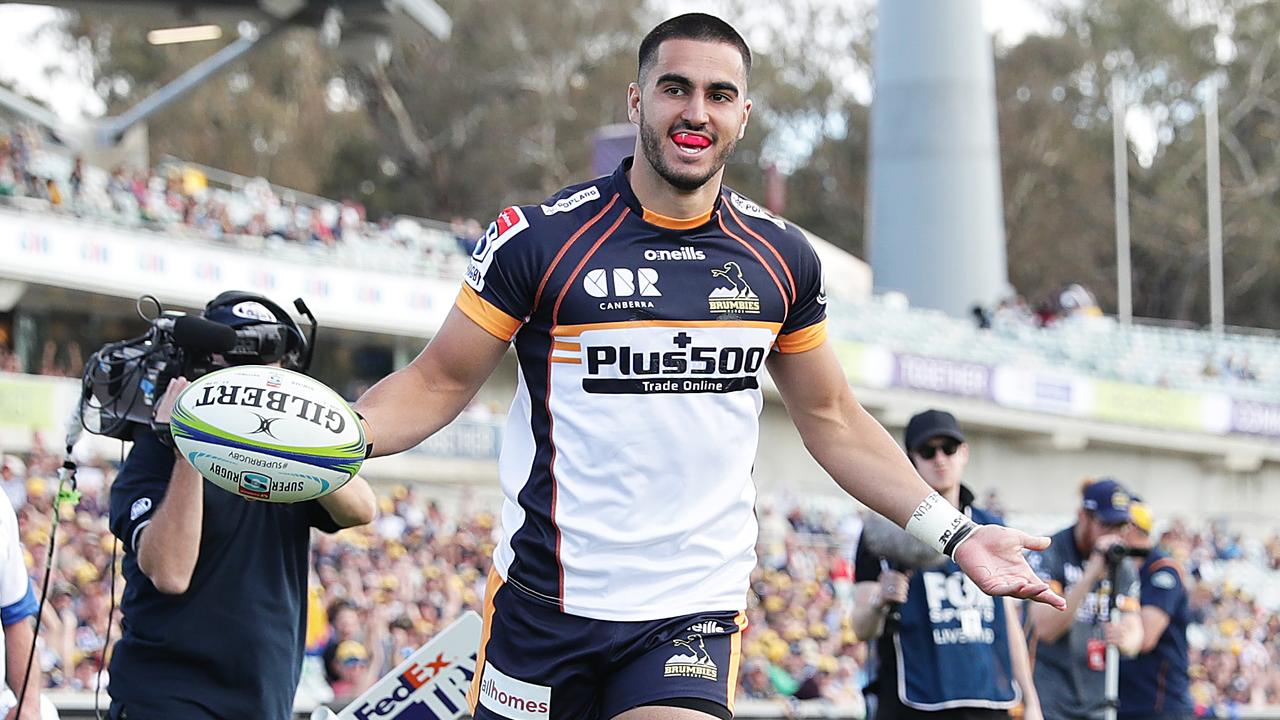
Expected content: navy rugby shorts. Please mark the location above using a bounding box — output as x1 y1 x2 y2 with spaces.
467 569 746 720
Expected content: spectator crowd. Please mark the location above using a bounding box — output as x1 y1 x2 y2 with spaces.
1 126 472 276
0 440 1277 715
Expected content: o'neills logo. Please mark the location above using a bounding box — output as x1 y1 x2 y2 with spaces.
477 661 551 720
644 246 706 261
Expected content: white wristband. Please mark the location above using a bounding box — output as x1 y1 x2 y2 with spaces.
904 492 978 558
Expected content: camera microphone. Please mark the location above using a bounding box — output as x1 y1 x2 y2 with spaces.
172 316 237 355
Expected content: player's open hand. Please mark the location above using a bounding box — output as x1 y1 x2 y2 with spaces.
953 525 1066 609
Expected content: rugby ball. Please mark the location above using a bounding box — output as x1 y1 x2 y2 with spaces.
170 366 365 503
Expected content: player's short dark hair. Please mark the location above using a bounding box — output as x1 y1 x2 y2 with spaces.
638 13 751 83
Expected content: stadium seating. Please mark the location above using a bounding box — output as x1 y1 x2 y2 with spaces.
5 443 1278 712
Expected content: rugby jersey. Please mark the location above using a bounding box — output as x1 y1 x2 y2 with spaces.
457 157 827 620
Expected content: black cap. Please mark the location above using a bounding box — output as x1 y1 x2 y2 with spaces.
904 409 965 452
1081 478 1132 525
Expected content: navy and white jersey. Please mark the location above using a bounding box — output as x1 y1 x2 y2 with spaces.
458 157 827 621
108 430 341 720
1119 549 1192 718
855 498 1019 713
1027 525 1140 720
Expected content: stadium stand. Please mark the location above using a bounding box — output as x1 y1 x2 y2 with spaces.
830 295 1277 403
4 122 1280 717
0 125 472 279
4 442 1279 715
8 120 1278 409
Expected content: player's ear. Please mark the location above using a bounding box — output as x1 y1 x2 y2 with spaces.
627 83 642 125
737 97 752 140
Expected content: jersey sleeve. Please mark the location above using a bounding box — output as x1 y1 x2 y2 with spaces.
109 431 177 554
458 206 539 341
0 493 35 625
775 241 827 354
1140 562 1185 616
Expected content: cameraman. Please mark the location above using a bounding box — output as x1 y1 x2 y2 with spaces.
852 410 1041 720
106 292 376 720
1026 479 1144 720
1118 502 1192 720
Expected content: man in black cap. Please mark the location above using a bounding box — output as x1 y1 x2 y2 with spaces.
107 291 377 720
852 409 1042 720
1026 478 1145 720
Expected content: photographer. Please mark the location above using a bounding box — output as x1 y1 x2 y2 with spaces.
105 292 376 720
852 410 1041 720
1118 502 1192 720
1026 479 1144 720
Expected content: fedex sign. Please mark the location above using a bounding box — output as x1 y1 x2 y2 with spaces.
334 612 482 720
350 652 475 720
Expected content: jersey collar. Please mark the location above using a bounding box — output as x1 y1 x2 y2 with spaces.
613 156 723 231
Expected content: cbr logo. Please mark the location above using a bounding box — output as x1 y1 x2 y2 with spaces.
583 268 661 298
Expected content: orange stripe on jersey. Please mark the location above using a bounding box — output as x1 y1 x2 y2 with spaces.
776 319 827 354
718 214 790 317
724 203 797 303
533 193 621 311
546 207 631 606
550 357 582 364
466 568 505 714
550 208 632 324
551 319 784 337
456 286 521 341
642 205 713 230
553 340 580 351
726 611 749 713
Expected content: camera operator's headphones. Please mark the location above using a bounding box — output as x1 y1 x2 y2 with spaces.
201 291 315 372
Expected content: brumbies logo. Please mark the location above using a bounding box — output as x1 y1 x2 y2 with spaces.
708 262 760 314
664 633 717 681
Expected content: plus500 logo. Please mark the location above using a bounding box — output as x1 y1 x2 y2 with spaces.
585 343 765 376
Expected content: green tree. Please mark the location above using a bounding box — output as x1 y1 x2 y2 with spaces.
995 0 1280 328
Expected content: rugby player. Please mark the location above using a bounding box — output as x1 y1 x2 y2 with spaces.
356 13 1065 720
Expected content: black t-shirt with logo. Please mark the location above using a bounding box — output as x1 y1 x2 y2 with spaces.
108 430 340 720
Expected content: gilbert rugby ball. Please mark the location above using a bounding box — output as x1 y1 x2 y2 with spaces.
170 366 365 503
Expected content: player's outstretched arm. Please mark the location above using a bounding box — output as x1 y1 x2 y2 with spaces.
767 341 1064 608
355 304 510 457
